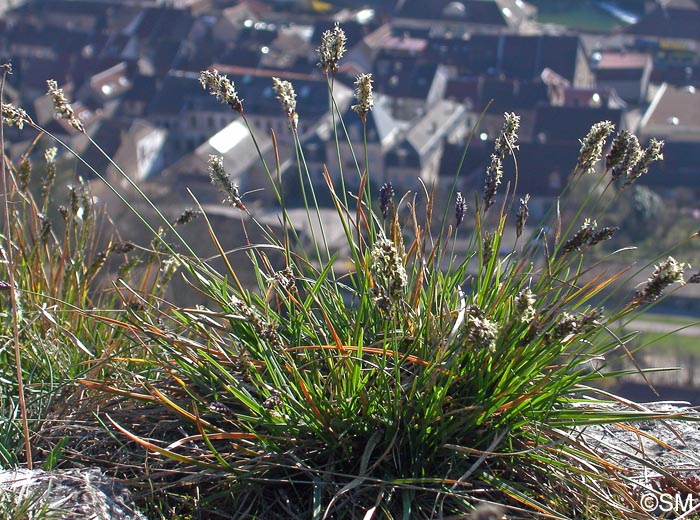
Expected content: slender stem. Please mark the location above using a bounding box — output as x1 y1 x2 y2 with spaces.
1 64 32 468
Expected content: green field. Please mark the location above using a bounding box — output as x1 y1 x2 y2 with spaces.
528 0 642 32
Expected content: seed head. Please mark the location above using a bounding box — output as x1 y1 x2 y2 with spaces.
370 238 407 312
515 288 536 324
379 182 394 220
110 241 135 255
1 102 31 129
173 208 201 226
272 77 298 130
587 226 618 247
562 219 595 254
38 213 51 243
575 120 615 175
611 132 641 181
208 155 246 209
46 79 84 133
483 154 503 211
351 73 374 122
633 256 686 305
624 138 664 187
273 266 296 293
461 305 498 352
233 299 282 350
606 130 630 171
41 147 57 204
516 194 530 238
494 112 520 158
199 69 243 113
317 22 347 75
546 309 602 343
455 191 468 227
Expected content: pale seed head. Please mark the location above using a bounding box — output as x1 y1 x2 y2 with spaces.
199 69 243 113
46 79 84 133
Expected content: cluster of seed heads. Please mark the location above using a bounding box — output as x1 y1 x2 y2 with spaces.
515 288 536 324
461 305 498 352
546 309 602 343
633 256 687 305
606 130 640 180
369 238 407 312
272 266 296 293
483 113 520 211
562 219 618 254
233 299 283 350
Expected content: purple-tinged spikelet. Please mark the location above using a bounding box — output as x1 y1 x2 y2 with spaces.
379 182 394 220
455 191 468 227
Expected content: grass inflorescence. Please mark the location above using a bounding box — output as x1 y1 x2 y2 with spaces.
1 28 699 520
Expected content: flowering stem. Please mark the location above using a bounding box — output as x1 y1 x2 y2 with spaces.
1 63 32 469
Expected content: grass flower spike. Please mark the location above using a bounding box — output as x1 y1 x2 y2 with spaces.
624 138 664 187
461 305 498 351
515 288 536 324
494 112 520 157
6 19 699 520
483 154 503 211
1 102 30 129
208 154 245 210
272 77 298 131
633 256 686 305
199 69 243 113
351 73 373 122
46 79 84 133
317 22 346 74
369 238 406 312
379 182 394 220
516 194 529 238
611 131 642 180
575 120 615 174
455 191 468 227
483 112 519 211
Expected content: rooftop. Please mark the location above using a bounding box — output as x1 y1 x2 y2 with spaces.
640 83 700 140
597 52 651 70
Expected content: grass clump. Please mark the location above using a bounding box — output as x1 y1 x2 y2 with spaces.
1 30 698 519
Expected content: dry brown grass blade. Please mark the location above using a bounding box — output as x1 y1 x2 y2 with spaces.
167 432 260 450
78 379 156 401
106 414 223 469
